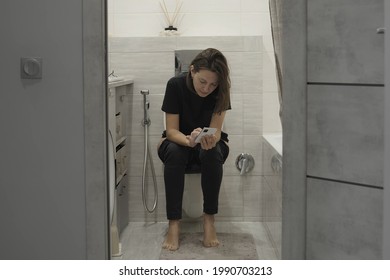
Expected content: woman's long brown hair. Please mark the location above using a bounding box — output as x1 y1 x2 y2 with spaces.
186 48 231 113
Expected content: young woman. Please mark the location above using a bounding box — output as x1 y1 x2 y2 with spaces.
158 48 231 251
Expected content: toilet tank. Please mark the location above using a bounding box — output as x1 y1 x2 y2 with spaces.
175 50 202 77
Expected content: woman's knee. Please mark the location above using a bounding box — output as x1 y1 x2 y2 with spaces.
159 140 189 165
199 143 225 164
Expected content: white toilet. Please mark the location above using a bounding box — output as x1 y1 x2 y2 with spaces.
182 174 203 218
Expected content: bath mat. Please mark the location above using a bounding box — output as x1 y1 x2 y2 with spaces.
159 232 258 260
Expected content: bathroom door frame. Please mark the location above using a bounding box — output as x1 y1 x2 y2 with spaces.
83 0 110 259
88 0 390 260
281 0 307 259
383 0 390 259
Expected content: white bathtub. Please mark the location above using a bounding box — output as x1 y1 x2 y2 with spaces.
262 133 283 156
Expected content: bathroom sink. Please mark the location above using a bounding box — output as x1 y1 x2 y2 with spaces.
108 76 124 83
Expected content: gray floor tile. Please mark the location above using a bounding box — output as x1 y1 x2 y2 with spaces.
113 221 280 260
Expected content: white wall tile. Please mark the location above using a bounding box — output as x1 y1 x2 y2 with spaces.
108 0 275 38
115 0 162 13
241 13 262 36
218 175 244 219
243 36 263 52
243 93 263 135
243 176 265 220
180 13 241 36
109 37 177 53
242 0 270 13
263 91 282 133
177 36 244 52
107 12 115 37
263 52 278 92
224 94 244 135
263 35 276 54
114 14 167 37
183 0 241 13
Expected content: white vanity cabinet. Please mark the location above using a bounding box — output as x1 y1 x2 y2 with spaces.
108 78 133 234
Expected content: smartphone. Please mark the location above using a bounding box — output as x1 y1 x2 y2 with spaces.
194 127 217 143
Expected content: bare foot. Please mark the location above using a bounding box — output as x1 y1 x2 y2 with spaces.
203 214 219 247
162 220 180 251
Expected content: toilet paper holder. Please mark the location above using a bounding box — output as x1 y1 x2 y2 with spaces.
235 153 255 175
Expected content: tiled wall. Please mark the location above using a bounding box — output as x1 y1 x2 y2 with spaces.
107 0 281 133
109 36 272 222
262 135 282 258
107 0 269 37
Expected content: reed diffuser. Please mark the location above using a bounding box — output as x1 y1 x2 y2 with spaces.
160 0 182 35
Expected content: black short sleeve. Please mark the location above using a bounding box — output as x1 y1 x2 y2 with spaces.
161 77 182 114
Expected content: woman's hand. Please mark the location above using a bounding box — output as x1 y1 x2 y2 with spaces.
200 134 217 150
186 128 202 148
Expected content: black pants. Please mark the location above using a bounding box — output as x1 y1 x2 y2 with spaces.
158 139 229 220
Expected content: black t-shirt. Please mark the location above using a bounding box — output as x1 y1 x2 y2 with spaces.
161 74 230 142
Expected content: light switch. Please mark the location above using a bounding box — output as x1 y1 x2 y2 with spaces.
21 57 42 79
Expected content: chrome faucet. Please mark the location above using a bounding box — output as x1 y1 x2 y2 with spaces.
235 153 255 175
